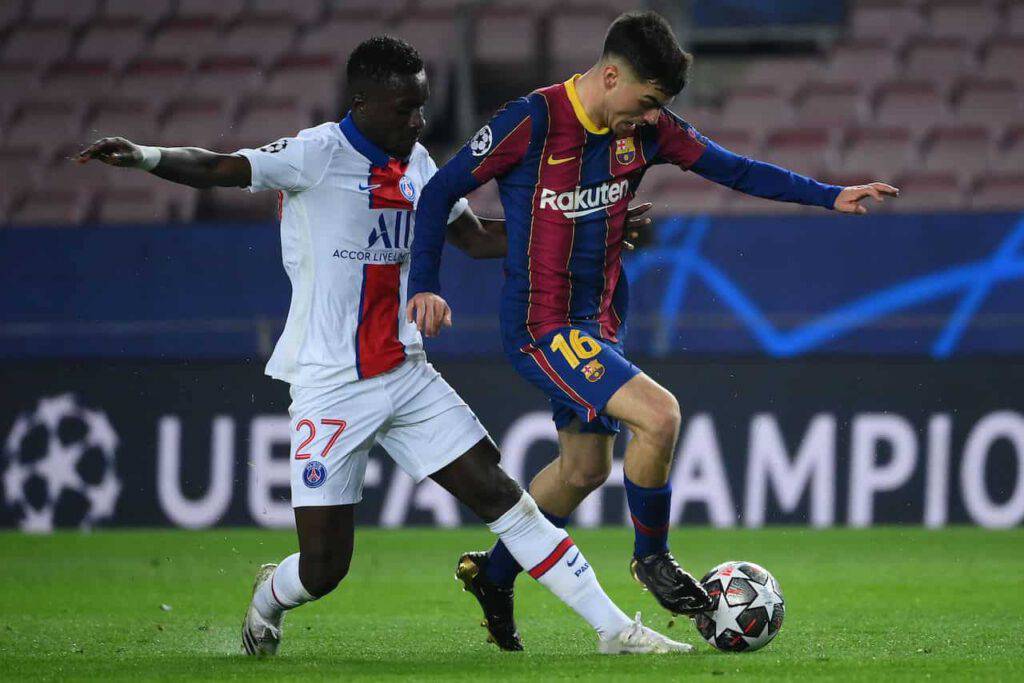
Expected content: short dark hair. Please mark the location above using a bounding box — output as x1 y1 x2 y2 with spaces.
602 11 692 96
346 35 424 89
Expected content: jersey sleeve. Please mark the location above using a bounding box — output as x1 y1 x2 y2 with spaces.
235 131 333 193
410 98 532 297
422 153 470 224
652 109 843 209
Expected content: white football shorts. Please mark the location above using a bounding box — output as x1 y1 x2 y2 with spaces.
288 358 489 507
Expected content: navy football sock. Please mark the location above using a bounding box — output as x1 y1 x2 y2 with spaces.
624 475 671 558
484 508 570 587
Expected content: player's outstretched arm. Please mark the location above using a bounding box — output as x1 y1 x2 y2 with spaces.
77 137 251 189
833 183 900 214
446 208 507 259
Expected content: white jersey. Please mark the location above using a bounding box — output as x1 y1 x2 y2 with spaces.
236 117 468 387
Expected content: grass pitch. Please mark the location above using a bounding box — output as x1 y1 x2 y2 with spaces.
1 527 1021 681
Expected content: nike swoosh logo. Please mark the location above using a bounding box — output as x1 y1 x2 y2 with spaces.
547 154 576 166
563 205 613 218
358 183 381 191
566 551 581 567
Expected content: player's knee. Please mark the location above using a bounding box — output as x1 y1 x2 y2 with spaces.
299 549 351 598
473 466 524 521
640 394 681 453
563 461 611 492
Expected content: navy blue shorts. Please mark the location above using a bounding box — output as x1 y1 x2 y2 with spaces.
509 326 641 435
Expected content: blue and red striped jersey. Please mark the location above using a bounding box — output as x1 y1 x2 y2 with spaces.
411 76 843 352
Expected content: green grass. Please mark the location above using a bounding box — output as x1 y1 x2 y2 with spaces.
1 527 1021 681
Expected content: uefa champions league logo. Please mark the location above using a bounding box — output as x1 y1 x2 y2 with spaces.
469 125 493 156
1 394 121 533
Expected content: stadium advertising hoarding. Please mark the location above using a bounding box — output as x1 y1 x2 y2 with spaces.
1 359 1021 532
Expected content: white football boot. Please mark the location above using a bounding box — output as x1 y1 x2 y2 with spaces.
241 563 283 656
598 612 695 655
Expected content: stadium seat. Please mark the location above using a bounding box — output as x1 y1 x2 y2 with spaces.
954 79 1022 132
740 57 821 98
475 9 538 65
102 0 174 25
175 0 247 23
842 126 916 177
147 18 224 66
105 166 199 222
970 172 1024 210
6 100 83 154
759 127 835 176
888 171 963 211
697 127 758 157
720 85 793 130
214 15 299 65
27 0 97 26
993 125 1024 172
117 59 192 107
0 0 24 31
233 97 311 146
9 189 90 226
40 61 116 102
0 62 41 111
825 39 899 89
265 54 343 119
1 22 74 66
926 1 999 45
921 125 992 180
849 1 925 45
392 14 459 67
795 81 868 127
0 145 43 205
75 20 147 67
202 185 280 221
42 151 111 196
88 99 162 143
190 57 265 104
248 0 326 24
873 80 950 129
298 17 387 64
96 188 172 224
903 37 975 89
643 170 730 216
1007 1 1024 36
981 38 1024 83
323 0 411 20
159 98 232 149
548 8 617 79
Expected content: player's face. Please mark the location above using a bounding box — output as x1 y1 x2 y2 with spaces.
352 70 429 158
603 69 671 136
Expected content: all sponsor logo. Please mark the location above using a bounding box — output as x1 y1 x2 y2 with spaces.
538 179 629 219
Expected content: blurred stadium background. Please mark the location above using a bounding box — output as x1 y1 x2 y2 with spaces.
1 0 1022 535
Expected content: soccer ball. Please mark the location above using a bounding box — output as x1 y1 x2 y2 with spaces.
2 394 121 533
692 560 785 652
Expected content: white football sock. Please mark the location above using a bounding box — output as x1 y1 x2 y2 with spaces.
487 493 632 640
253 552 315 620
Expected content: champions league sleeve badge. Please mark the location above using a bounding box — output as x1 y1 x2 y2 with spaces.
302 460 327 488
470 125 493 157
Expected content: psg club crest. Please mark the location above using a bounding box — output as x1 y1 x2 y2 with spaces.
302 461 327 489
582 359 605 382
615 138 636 165
399 175 416 202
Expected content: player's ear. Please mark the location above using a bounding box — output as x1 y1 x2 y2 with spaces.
602 62 619 92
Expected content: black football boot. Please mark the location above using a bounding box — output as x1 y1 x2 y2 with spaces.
455 551 524 651
630 551 714 615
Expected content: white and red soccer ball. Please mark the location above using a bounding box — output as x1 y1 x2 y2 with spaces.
693 561 785 652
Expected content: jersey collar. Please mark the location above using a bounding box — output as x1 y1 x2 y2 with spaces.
564 75 610 136
339 112 401 168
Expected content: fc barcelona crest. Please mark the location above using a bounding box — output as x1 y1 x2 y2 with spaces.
615 137 636 165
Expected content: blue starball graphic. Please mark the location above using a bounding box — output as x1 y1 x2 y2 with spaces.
302 460 327 489
625 214 1024 359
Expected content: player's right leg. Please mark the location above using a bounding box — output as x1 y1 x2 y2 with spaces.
242 380 385 656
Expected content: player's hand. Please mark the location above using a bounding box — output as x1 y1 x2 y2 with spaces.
623 202 653 250
833 182 900 215
76 137 144 167
406 292 452 338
